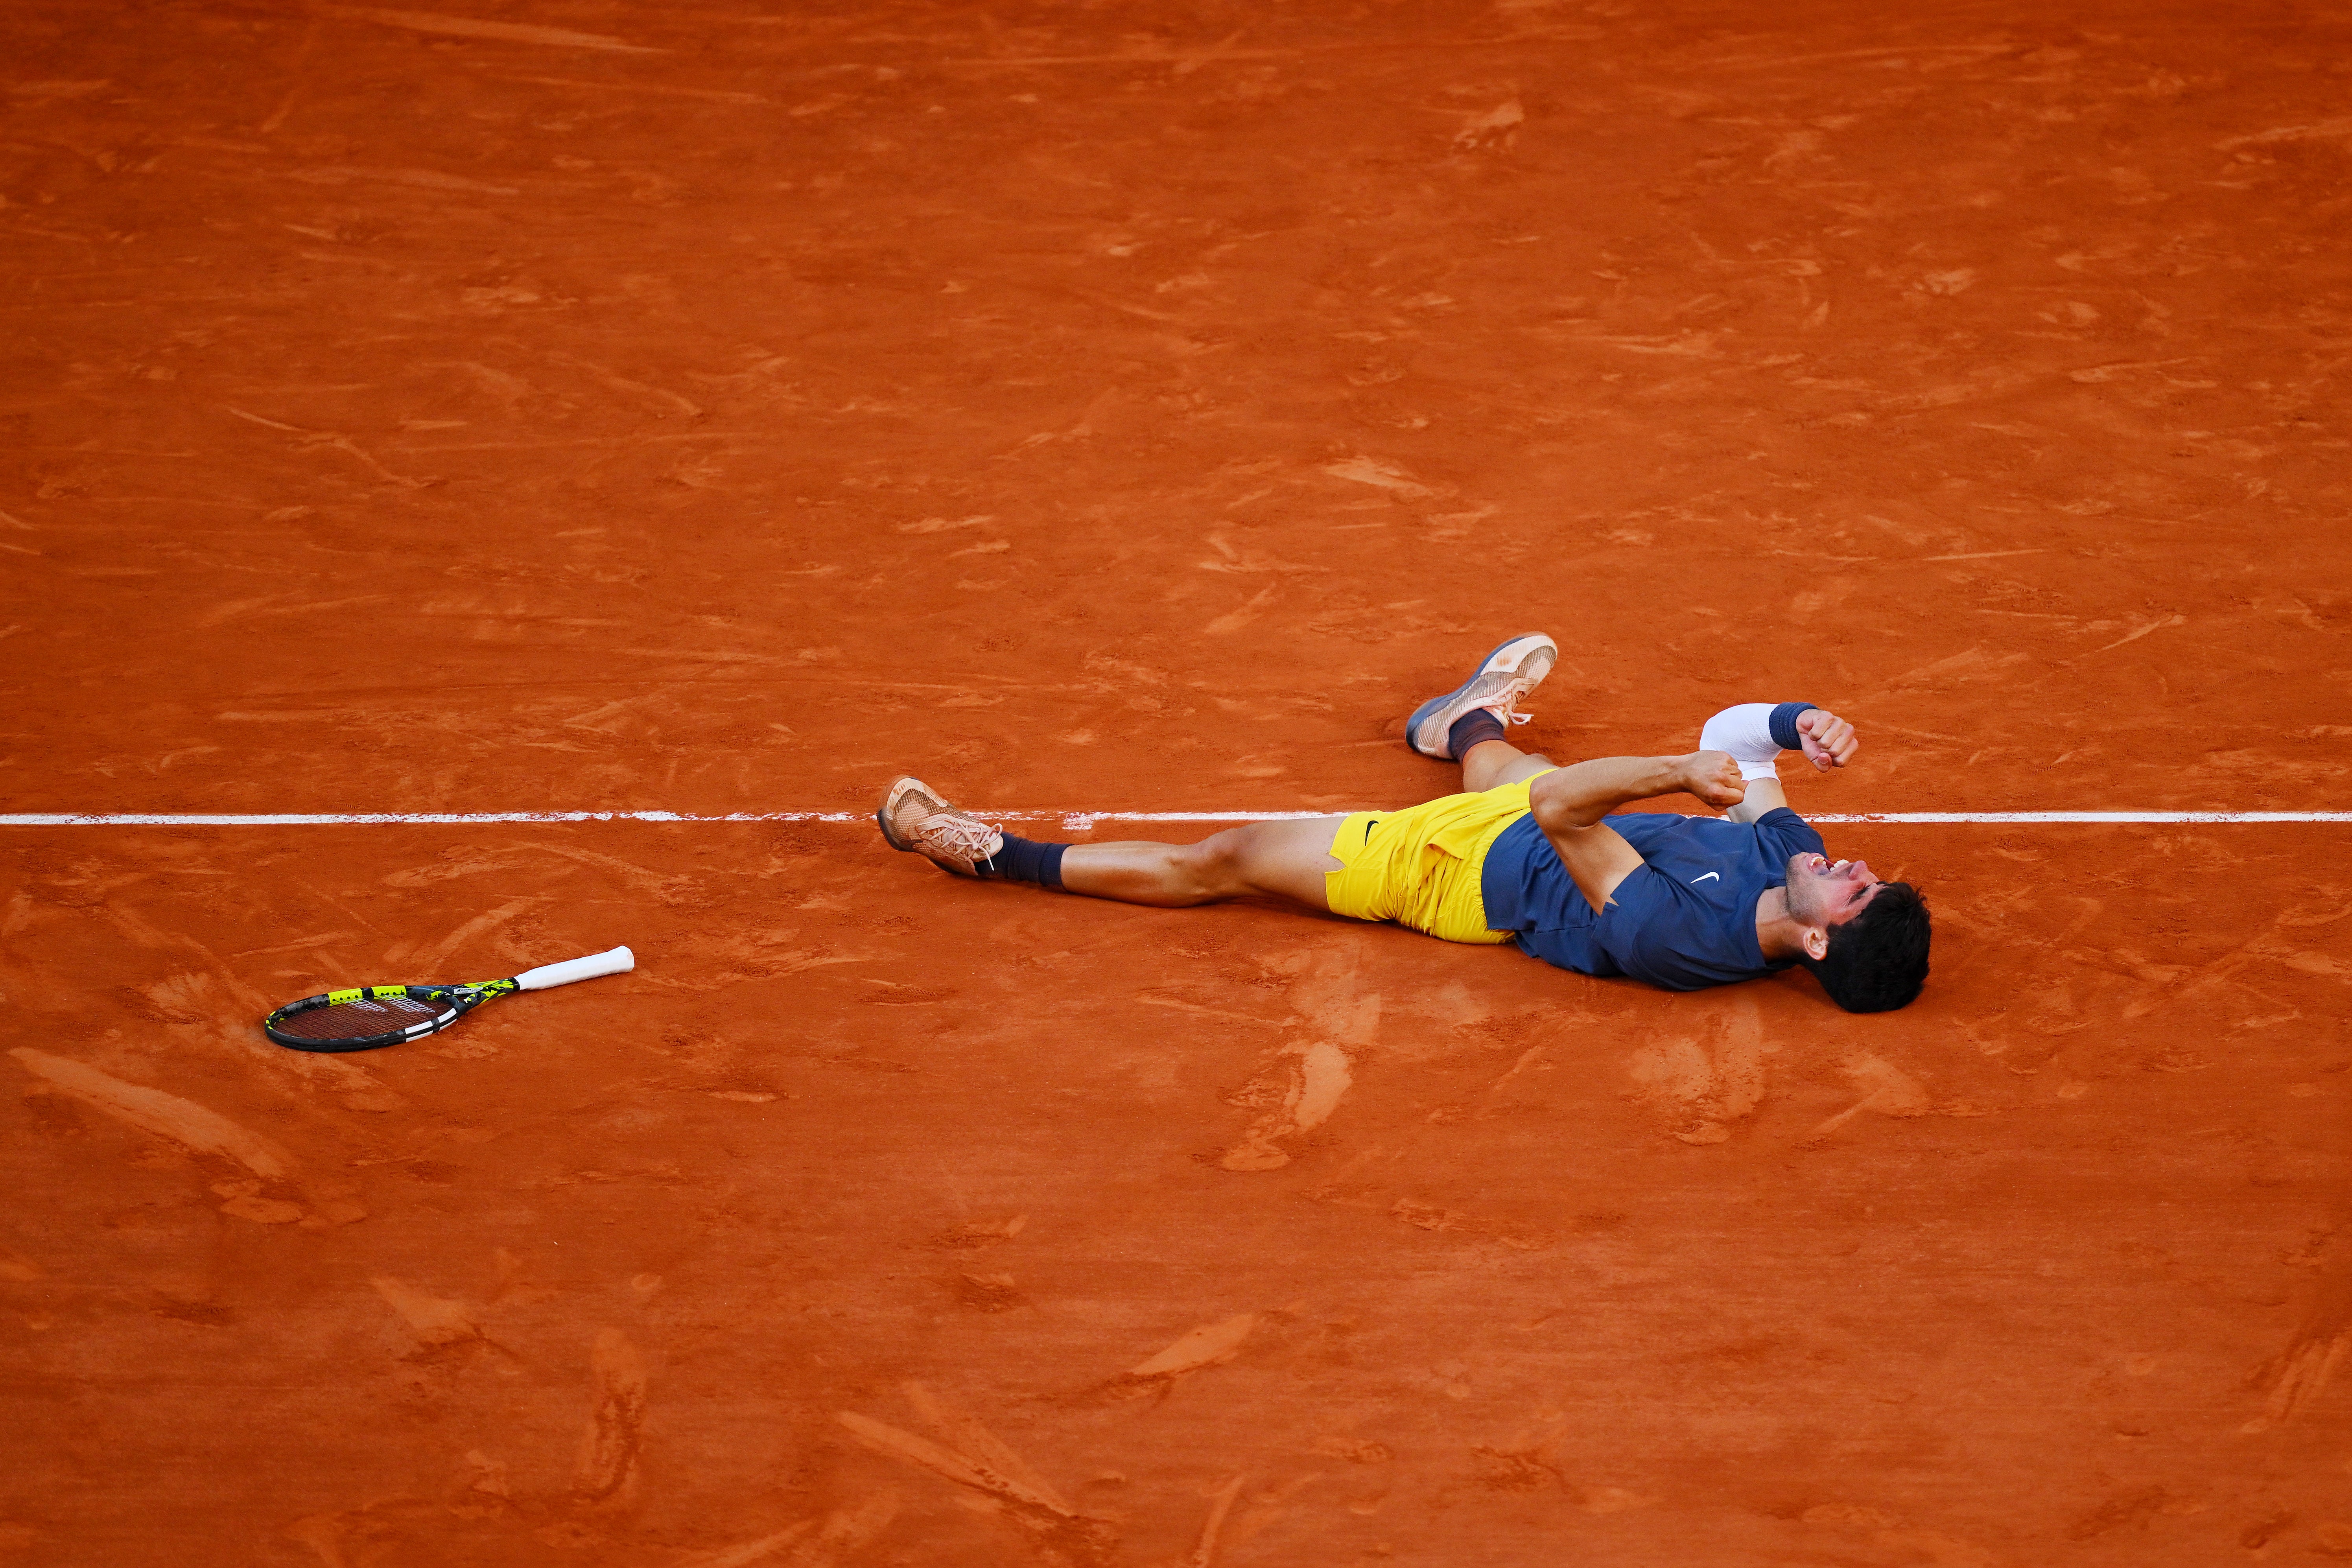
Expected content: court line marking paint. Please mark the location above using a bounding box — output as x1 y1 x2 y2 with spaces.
3 811 2348 828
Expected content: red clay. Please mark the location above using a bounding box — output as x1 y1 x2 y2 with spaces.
3 1 2349 1563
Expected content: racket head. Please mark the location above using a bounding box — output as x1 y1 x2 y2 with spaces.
264 985 470 1052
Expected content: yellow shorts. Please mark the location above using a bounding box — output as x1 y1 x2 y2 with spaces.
1323 773 1550 946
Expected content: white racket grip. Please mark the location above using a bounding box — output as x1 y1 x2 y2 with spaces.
513 945 635 991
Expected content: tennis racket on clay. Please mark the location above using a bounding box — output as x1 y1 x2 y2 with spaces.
262 945 635 1053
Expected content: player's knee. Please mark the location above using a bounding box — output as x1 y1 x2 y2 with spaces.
1469 751 1554 792
1172 829 1252 902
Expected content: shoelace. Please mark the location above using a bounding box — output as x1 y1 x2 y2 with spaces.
1482 679 1537 725
915 805 1001 862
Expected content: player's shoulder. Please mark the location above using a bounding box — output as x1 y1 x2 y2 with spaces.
1747 804 1826 851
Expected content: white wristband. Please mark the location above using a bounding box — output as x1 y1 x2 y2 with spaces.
1699 703 1785 781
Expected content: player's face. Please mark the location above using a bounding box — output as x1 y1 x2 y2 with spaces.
1784 851 1884 929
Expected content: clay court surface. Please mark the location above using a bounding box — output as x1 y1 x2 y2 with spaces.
5 0 2351 1562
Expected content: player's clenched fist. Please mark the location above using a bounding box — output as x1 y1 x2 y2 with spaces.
1679 750 1749 809
1795 709 1858 772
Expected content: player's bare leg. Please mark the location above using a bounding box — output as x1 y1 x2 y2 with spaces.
881 634 1568 914
880 776 1343 912
1458 736 1558 793
1057 818 1344 910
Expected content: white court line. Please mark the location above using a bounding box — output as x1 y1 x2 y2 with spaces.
2 810 2348 828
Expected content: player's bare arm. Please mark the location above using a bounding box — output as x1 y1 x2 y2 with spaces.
1526 752 1747 914
1726 707 1858 823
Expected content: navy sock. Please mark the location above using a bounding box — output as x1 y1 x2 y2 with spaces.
1447 709 1508 759
978 833 1067 890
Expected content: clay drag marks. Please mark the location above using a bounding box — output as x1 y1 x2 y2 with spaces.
6 0 2352 1557
0 822 2344 1565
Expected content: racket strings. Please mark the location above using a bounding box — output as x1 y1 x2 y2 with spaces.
270 992 447 1041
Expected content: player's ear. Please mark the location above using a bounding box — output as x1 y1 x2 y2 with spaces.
1803 926 1830 962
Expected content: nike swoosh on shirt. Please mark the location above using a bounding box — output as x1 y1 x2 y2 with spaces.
1690 872 1720 884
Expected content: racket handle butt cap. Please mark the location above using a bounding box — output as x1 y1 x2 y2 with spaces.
515 945 636 991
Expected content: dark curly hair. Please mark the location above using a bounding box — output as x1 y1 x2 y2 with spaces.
1800 882 1930 1013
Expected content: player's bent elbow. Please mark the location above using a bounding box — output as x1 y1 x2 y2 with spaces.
1528 788 1601 836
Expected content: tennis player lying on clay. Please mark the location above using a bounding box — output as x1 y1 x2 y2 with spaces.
879 634 1931 1013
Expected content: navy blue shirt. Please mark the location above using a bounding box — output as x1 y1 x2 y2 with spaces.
1480 808 1827 991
